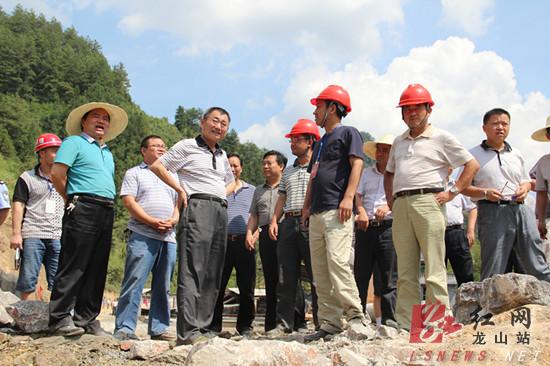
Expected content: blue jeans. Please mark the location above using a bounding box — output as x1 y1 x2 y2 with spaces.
115 232 176 336
16 238 61 292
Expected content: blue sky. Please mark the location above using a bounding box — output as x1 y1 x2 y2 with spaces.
2 0 550 167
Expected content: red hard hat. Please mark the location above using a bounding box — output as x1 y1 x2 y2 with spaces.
397 84 435 107
34 133 62 152
310 85 352 113
285 119 321 141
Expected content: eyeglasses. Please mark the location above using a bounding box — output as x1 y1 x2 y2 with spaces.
288 136 309 143
149 144 166 149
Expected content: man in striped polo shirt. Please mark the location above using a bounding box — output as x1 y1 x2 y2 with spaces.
209 153 256 337
11 133 64 300
150 107 235 345
268 119 320 335
114 135 178 341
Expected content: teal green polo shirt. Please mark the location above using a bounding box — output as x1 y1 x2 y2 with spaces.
55 133 116 199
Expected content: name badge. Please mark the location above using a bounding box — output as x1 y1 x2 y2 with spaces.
45 198 56 214
310 162 319 179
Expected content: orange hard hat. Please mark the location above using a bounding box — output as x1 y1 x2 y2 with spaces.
310 85 352 113
285 119 321 141
34 133 62 152
397 84 434 108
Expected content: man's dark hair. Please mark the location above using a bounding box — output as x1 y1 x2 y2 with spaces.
140 135 163 150
324 100 347 119
203 107 231 123
483 108 511 125
263 150 287 168
228 153 243 167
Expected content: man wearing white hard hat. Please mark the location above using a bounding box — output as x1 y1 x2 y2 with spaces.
531 115 550 262
354 134 397 327
49 102 128 337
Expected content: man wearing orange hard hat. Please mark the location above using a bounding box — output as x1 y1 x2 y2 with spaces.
384 84 479 331
303 85 373 342
10 133 64 301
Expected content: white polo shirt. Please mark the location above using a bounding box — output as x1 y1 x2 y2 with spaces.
357 165 392 220
445 181 476 225
386 124 473 194
469 141 530 201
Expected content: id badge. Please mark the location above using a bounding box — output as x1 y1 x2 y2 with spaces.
45 198 56 214
311 162 319 179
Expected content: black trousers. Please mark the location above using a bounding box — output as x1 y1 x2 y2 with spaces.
354 224 397 323
276 216 319 330
49 199 114 328
258 226 278 331
444 227 474 287
176 197 227 343
209 236 256 334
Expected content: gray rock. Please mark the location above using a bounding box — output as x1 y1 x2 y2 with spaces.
453 281 483 324
0 305 14 326
0 290 20 307
345 321 376 341
128 340 170 360
6 300 49 333
149 344 193 364
376 324 399 339
0 270 18 293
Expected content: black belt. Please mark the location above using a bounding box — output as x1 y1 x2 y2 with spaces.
284 210 302 218
71 194 114 208
446 224 463 230
368 219 393 228
394 188 444 199
478 199 523 206
227 234 245 242
189 193 228 208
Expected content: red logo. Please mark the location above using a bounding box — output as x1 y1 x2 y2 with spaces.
409 303 463 343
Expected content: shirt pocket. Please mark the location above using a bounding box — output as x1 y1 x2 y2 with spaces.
324 139 345 161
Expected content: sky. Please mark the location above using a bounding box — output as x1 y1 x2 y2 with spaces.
2 0 550 169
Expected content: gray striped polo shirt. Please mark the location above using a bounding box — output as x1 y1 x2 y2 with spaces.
160 135 234 199
120 162 178 242
279 159 310 213
250 182 280 227
12 166 64 239
227 182 255 235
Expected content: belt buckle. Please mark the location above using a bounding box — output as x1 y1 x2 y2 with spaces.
370 220 381 227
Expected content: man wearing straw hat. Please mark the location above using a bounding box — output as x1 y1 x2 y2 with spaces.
532 115 550 263
462 108 550 281
49 102 128 337
354 134 397 327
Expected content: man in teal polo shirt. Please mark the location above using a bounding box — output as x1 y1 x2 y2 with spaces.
49 102 128 337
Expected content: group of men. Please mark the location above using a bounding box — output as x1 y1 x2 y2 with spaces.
3 82 550 343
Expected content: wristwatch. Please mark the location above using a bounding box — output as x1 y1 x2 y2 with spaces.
449 185 460 195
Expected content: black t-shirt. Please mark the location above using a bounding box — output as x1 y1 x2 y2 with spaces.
307 124 364 214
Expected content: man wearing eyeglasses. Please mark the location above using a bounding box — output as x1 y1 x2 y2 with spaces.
150 107 235 345
462 108 550 281
114 135 178 341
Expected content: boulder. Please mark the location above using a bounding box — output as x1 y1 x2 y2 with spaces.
6 300 49 333
128 340 170 360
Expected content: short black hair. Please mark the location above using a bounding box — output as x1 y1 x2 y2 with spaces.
324 100 347 119
263 150 287 168
203 107 231 123
483 108 510 125
228 153 243 167
140 135 163 150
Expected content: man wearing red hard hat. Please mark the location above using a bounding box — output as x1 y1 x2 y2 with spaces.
383 84 479 331
10 133 64 301
302 85 373 342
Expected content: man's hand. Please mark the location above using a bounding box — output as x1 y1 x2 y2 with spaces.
355 207 369 231
10 233 23 250
245 231 256 251
177 188 188 208
374 205 390 222
466 230 475 247
269 221 278 241
156 218 177 233
301 207 310 229
338 196 353 223
485 188 503 202
514 185 529 202
435 191 456 205
538 220 547 240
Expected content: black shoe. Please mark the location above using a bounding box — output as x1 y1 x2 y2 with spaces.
84 324 111 336
114 330 140 341
51 324 85 337
238 329 253 338
303 329 333 343
150 332 176 341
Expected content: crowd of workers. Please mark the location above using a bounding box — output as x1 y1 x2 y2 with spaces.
2 83 550 345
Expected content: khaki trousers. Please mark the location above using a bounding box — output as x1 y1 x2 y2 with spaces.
392 194 448 330
309 209 365 333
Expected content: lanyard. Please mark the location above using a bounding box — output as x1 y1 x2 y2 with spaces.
314 136 327 163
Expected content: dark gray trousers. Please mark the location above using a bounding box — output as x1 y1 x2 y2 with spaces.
477 202 550 281
176 197 227 344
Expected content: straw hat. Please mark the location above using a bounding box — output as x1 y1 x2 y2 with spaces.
65 102 128 142
531 116 550 142
363 134 395 160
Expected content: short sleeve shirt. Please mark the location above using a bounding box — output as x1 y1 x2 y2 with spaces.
445 181 476 225
469 141 530 201
0 182 9 209
159 135 234 199
250 183 280 227
307 125 364 214
386 125 473 194
54 133 116 199
227 182 255 235
357 165 392 220
279 159 310 213
120 163 178 242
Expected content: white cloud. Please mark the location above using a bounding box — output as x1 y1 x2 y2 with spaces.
239 117 292 158
0 0 71 22
248 37 550 169
440 0 495 36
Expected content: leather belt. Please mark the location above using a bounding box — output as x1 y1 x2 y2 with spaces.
478 199 523 206
71 194 114 208
227 234 245 242
446 224 463 230
189 193 228 208
368 219 393 228
393 188 444 199
284 210 302 218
